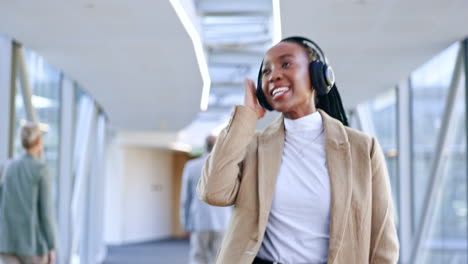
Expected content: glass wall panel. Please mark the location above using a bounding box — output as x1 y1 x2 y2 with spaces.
16 49 62 211
13 47 62 211
418 63 467 264
24 49 62 193
6 41 109 264
410 42 460 229
71 94 96 264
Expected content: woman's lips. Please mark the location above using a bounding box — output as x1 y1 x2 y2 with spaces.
271 87 290 99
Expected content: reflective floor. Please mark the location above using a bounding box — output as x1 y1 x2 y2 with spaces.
103 238 189 264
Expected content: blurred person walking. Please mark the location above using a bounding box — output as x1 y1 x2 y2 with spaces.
180 135 232 264
0 123 57 264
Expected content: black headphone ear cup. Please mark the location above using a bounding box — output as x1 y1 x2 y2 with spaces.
256 64 273 111
310 61 327 96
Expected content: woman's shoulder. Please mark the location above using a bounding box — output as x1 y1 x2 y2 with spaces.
343 126 375 152
344 126 372 141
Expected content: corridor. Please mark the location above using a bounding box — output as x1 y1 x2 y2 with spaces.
103 239 189 264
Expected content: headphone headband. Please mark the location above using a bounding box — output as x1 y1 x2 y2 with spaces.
281 36 328 64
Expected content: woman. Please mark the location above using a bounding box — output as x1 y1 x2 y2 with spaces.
198 36 399 264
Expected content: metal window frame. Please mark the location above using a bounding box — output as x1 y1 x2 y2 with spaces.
408 71 417 235
69 95 97 264
464 38 468 263
0 36 14 160
83 113 107 264
397 78 413 264
57 77 75 264
410 43 465 263
15 44 38 123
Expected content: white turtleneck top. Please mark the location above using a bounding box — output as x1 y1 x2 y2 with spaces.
256 111 331 264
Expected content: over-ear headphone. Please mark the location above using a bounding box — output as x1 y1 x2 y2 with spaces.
255 36 336 111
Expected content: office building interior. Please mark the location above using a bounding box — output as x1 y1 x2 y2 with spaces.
0 0 467 263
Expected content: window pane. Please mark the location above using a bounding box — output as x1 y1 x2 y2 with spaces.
410 42 460 229
418 64 467 264
24 49 61 207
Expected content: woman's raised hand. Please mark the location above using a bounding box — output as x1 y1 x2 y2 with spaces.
244 78 266 119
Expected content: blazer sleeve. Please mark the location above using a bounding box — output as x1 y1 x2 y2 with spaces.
197 105 258 206
369 137 400 263
38 164 57 250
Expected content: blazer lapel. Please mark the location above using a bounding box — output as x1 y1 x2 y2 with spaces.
257 114 285 237
319 110 353 264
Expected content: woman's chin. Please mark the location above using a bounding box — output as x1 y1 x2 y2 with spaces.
271 103 291 113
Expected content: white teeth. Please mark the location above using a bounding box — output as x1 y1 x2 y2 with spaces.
272 87 289 96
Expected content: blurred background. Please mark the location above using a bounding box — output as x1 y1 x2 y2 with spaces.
0 0 467 263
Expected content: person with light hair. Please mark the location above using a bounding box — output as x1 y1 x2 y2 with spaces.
0 123 57 264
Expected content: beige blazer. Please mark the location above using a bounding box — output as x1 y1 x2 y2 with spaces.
198 106 399 264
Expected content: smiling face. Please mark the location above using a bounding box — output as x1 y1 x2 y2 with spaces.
260 41 316 119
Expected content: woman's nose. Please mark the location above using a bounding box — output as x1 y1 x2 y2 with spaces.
269 68 282 82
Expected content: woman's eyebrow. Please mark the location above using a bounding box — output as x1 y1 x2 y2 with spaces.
278 54 295 59
264 54 295 66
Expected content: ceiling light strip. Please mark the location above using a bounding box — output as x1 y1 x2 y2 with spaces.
170 0 211 111
272 0 282 43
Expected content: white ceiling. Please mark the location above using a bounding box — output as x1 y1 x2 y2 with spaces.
0 1 202 132
1 0 467 133
281 0 468 107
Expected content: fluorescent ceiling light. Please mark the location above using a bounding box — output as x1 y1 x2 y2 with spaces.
170 0 211 111
272 0 282 43
203 16 267 25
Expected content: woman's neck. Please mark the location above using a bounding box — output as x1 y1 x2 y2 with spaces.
284 105 317 120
